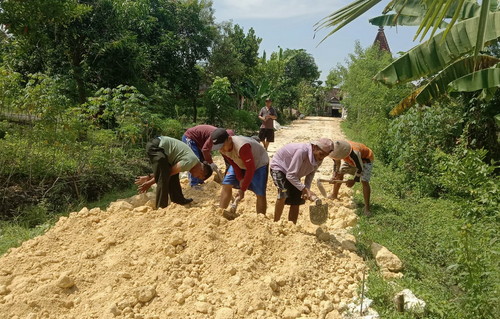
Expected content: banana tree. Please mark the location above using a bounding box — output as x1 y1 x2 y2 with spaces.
390 55 500 115
316 0 500 115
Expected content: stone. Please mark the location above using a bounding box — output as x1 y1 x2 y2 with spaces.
0 285 10 295
135 285 156 303
394 289 426 314
133 206 151 213
370 242 403 272
109 304 121 316
170 232 186 246
56 273 75 288
382 270 404 279
195 301 210 313
282 308 301 319
107 201 133 214
265 277 279 292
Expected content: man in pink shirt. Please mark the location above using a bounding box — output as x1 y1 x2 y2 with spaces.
211 128 269 216
270 138 333 224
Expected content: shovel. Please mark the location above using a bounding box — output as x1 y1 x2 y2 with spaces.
223 194 241 220
213 168 224 184
316 178 348 197
309 195 329 225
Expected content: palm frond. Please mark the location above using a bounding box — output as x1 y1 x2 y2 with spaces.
415 55 500 104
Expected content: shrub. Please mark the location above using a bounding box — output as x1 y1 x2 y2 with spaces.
384 104 462 196
228 109 260 135
204 77 234 126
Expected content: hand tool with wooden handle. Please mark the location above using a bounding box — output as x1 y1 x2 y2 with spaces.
309 195 328 225
316 178 348 197
223 195 241 220
317 178 349 184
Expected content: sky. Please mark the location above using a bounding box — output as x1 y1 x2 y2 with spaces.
211 0 421 82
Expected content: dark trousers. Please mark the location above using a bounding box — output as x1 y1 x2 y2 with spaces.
146 139 185 208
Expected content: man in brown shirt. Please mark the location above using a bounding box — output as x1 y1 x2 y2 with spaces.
258 98 277 150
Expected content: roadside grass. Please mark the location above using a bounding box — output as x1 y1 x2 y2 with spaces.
342 123 498 318
0 185 137 256
351 164 465 317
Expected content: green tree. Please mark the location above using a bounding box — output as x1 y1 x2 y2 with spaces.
316 0 500 115
207 22 262 109
275 49 320 116
340 42 412 153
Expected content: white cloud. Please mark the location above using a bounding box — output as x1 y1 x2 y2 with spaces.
213 0 346 20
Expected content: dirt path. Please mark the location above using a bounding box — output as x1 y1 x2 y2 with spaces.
0 117 365 319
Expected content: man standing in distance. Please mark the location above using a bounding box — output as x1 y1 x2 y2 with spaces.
258 98 277 151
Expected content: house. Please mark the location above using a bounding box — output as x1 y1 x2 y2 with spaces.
325 88 344 118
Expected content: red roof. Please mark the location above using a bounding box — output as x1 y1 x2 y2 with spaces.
373 27 391 53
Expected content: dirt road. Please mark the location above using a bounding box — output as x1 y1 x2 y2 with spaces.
0 117 365 319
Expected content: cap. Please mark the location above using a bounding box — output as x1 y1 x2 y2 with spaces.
211 128 229 151
265 97 272 102
329 140 352 159
312 138 333 153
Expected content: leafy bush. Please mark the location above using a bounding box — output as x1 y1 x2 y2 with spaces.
228 109 259 135
384 104 462 196
0 133 145 219
157 118 184 140
204 76 235 126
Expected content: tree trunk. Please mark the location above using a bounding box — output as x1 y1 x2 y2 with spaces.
192 95 197 123
70 41 86 104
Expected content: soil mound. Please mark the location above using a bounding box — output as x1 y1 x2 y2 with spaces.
0 117 366 319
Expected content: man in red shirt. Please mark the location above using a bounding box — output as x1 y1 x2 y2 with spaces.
329 140 374 216
182 125 234 187
211 128 269 216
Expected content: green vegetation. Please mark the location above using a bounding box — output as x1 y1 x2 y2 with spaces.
324 3 500 315
0 0 324 233
336 40 499 318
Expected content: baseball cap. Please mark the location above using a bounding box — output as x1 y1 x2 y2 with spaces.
329 140 352 159
311 138 333 153
211 128 229 151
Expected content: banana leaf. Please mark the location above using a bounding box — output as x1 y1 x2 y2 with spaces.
374 11 500 86
416 55 500 104
369 14 448 27
315 0 383 44
390 86 424 116
370 14 422 26
448 64 500 92
390 55 500 115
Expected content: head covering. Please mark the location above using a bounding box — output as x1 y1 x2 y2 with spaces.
329 140 352 159
311 138 334 153
265 97 272 102
211 128 229 151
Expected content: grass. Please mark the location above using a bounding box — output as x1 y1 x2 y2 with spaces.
351 164 464 318
0 185 137 256
342 123 499 318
